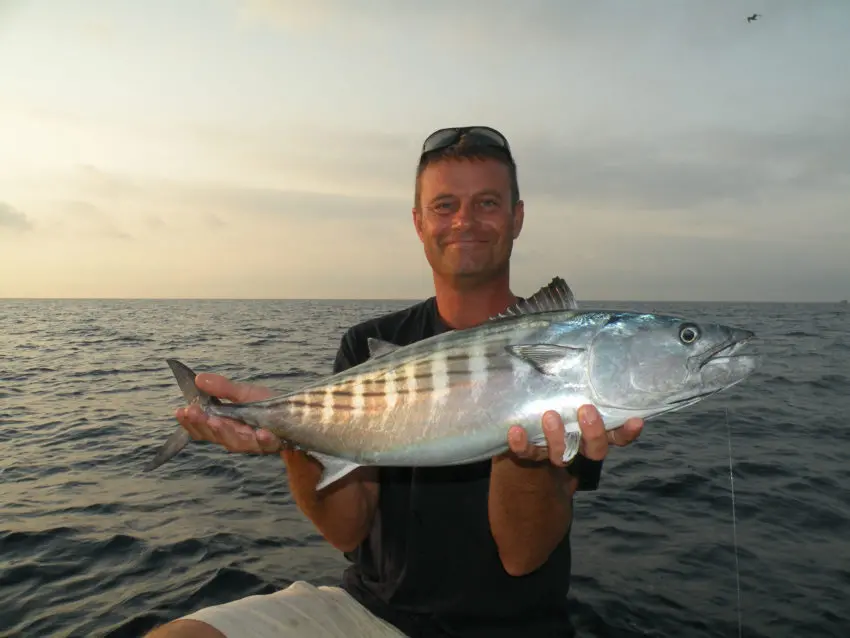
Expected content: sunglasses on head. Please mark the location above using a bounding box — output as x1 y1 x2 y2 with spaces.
420 126 512 156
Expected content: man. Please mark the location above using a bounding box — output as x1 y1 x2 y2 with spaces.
147 126 643 638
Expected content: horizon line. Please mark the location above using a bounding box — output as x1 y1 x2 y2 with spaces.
2 297 846 304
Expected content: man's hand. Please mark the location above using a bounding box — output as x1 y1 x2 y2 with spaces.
174 371 379 564
175 373 282 454
505 405 644 466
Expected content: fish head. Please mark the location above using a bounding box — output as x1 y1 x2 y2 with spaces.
587 313 758 412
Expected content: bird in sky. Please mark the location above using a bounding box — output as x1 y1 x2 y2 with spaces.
747 13 761 23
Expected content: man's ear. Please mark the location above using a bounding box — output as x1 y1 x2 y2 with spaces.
412 206 425 242
512 200 525 239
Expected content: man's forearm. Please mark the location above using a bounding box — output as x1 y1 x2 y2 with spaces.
488 455 576 577
282 450 378 553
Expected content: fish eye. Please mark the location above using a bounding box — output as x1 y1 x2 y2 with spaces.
679 323 700 344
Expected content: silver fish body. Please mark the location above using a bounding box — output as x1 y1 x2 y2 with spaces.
147 278 759 489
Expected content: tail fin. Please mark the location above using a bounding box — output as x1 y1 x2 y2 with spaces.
144 359 220 471
166 358 219 409
144 426 191 471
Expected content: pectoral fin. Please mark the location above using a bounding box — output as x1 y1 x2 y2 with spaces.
562 430 581 464
530 429 581 464
505 344 585 375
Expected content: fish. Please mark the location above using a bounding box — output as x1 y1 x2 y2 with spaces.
145 277 759 490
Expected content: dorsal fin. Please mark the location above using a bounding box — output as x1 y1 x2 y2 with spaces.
489 276 578 321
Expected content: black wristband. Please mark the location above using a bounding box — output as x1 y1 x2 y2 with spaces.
566 453 603 491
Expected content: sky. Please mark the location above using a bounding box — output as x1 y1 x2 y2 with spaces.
1 0 848 301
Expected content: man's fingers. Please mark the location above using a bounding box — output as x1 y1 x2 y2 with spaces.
195 373 273 403
181 404 217 441
577 404 609 461
607 418 644 446
256 428 283 454
507 425 529 456
507 425 550 462
175 403 280 454
508 426 537 459
176 406 206 441
207 416 268 453
622 418 644 443
543 411 566 466
183 404 206 423
170 371 279 457
205 416 240 450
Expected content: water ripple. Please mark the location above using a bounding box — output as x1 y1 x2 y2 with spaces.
1 299 847 637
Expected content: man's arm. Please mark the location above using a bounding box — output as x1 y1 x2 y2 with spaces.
488 410 581 577
279 333 379 553
489 452 576 577
175 332 379 554
281 451 378 552
488 406 643 576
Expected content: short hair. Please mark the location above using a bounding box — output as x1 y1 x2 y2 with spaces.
414 134 520 210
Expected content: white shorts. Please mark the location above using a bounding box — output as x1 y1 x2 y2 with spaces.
181 580 407 637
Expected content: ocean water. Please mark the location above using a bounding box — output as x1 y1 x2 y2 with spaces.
1 299 847 638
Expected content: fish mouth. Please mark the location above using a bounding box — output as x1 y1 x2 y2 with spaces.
694 329 755 370
667 388 722 406
668 331 757 407
663 370 753 408
596 326 759 414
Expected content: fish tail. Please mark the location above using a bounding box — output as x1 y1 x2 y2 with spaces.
144 359 216 471
166 358 215 409
143 426 191 471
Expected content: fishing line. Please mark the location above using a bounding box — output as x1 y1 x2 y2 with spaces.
726 406 743 638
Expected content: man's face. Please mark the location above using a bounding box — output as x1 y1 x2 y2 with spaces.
413 157 524 286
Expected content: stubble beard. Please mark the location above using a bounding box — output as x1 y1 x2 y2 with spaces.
436 243 512 290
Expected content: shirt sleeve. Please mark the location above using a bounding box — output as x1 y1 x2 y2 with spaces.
332 330 359 374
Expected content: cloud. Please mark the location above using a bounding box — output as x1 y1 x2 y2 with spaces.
40 99 846 294
0 201 32 231
61 199 133 241
15 105 848 233
232 0 848 72
502 113 850 300
79 18 115 46
515 102 850 209
5 85 847 299
0 164 431 299
66 164 411 223
2 153 845 300
178 111 849 246
180 122 418 198
32 159 842 301
232 1 745 40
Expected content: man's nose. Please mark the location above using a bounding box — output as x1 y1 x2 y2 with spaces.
451 200 475 229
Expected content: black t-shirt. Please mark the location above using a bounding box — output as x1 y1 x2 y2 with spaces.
332 297 603 638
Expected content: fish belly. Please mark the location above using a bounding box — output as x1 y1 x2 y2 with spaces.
227 343 592 466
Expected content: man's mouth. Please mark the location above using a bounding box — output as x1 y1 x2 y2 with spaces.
445 238 487 246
